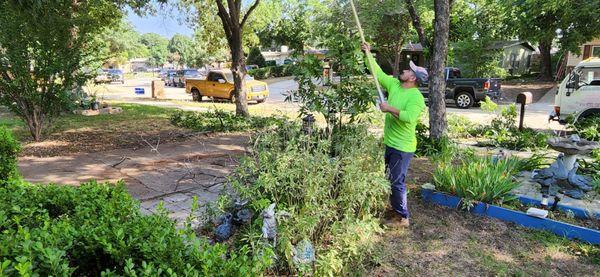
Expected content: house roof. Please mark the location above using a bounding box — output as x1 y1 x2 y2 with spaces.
488 40 536 51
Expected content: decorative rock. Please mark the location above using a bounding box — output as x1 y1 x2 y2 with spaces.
292 239 315 267
234 209 253 225
215 213 233 242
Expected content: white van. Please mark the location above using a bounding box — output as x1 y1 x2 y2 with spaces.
551 58 600 123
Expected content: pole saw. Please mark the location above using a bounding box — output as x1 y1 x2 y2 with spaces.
349 0 386 104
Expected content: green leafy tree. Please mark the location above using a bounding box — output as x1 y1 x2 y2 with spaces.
289 2 375 141
246 47 266 67
100 19 149 67
181 0 264 117
0 0 158 141
168 34 196 68
140 33 170 68
502 0 600 80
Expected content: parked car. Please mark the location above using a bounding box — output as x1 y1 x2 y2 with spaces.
107 69 125 84
245 64 259 71
94 69 110 84
172 69 202 88
550 57 600 123
165 69 179 86
185 70 269 103
419 67 501 109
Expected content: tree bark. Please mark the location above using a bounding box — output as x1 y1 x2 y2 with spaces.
214 0 258 117
428 0 451 140
230 32 249 116
538 39 553 81
404 0 429 60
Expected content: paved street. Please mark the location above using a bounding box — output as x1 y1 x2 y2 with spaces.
97 77 564 131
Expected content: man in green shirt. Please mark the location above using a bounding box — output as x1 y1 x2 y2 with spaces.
362 43 427 228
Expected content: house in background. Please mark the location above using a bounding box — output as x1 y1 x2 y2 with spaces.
489 40 536 75
554 38 600 80
372 42 426 75
565 38 600 69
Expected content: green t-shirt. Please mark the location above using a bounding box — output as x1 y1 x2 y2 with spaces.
366 53 426 153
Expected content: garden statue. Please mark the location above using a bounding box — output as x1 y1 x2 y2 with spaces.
215 213 233 242
532 135 599 199
233 198 253 225
261 203 277 242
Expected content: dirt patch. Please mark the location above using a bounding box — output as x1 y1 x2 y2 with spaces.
371 158 600 276
500 80 556 103
19 128 195 157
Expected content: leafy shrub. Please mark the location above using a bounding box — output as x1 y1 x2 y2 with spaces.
248 64 297 80
433 152 522 206
567 114 600 142
246 47 266 68
415 121 456 157
475 101 549 150
170 109 286 132
0 126 20 181
229 123 388 275
0 179 273 276
447 114 482 139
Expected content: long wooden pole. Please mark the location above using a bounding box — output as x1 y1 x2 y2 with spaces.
349 0 386 103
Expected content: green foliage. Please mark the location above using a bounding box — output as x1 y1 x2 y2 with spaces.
475 102 549 150
168 34 200 68
170 110 286 132
0 0 157 140
452 39 507 78
100 19 149 66
433 152 522 206
246 47 266 67
416 121 456 157
567 114 600 142
230 123 388 275
0 127 20 181
0 179 273 275
447 114 482 139
140 33 170 68
248 64 296 80
289 23 376 135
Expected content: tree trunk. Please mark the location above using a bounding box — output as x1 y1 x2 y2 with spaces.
393 47 402 78
428 0 451 140
404 0 429 62
538 39 553 81
230 31 250 117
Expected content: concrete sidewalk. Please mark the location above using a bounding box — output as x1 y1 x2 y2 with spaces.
19 134 251 226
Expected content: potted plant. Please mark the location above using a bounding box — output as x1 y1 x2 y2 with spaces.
90 94 99 110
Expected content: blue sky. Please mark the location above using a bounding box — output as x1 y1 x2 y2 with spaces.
127 6 194 39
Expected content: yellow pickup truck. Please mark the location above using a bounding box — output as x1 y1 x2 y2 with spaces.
185 69 269 103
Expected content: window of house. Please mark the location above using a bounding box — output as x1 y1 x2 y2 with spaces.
593 46 600 58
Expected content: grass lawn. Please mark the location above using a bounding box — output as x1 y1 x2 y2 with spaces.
1 104 191 157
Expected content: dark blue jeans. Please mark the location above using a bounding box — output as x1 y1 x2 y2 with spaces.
384 146 414 219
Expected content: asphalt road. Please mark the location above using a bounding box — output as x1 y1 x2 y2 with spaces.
96 77 565 131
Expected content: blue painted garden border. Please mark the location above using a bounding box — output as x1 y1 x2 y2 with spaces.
516 195 600 220
421 189 600 245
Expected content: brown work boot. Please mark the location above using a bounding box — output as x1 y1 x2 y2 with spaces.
383 213 409 228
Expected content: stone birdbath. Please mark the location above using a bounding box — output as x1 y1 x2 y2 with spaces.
546 135 599 171
532 135 600 199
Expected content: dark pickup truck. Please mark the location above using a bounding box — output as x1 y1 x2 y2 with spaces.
419 67 501 109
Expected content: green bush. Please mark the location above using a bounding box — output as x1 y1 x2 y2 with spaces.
228 123 388 275
567 114 600 142
475 102 549 150
433 152 522 206
248 64 297 80
0 126 20 181
0 179 273 276
170 110 286 132
246 47 266 68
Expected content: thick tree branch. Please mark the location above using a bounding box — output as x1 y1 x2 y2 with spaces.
215 0 233 39
241 0 260 27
